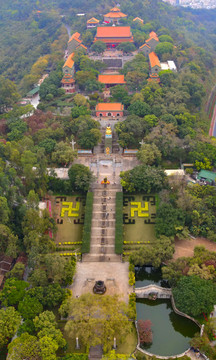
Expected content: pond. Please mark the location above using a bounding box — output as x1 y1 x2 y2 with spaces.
135 267 199 356
135 265 169 288
136 299 199 357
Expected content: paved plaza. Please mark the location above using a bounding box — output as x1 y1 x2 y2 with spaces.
71 261 132 303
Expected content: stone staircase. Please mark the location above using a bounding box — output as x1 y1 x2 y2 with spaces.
82 184 122 262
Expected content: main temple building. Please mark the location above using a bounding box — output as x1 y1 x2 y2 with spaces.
94 26 133 50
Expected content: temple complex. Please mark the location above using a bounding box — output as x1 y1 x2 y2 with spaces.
103 6 127 24
94 26 133 49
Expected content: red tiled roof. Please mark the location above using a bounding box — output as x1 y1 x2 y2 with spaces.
96 103 124 111
96 26 131 38
98 74 126 84
149 52 161 68
68 32 81 44
63 53 75 68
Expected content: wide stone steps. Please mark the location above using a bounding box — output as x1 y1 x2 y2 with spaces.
82 254 121 262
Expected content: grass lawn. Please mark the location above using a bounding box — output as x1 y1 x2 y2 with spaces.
57 320 87 356
123 194 156 257
116 323 137 355
51 195 85 255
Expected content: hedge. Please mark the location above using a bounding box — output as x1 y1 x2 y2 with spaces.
81 192 93 253
115 192 123 254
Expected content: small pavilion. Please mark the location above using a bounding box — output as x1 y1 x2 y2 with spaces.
104 6 127 24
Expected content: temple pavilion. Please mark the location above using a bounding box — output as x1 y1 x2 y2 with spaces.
104 6 127 24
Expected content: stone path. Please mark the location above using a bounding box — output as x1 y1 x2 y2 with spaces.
82 183 121 262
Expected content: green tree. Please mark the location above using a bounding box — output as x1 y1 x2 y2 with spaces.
158 35 174 43
91 41 106 54
155 203 185 237
120 165 166 193
0 76 20 114
128 101 151 117
52 141 77 166
130 236 174 267
110 85 130 106
117 42 136 53
68 164 94 192
0 278 29 306
137 143 161 165
62 293 131 352
173 276 216 317
155 42 174 56
8 333 41 360
38 138 57 155
0 196 10 224
18 295 43 320
82 31 94 47
0 307 21 349
39 336 58 360
7 263 25 280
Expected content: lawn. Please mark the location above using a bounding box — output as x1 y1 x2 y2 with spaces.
123 194 157 257
51 195 86 256
116 323 137 354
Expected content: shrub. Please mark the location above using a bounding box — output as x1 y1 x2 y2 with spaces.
115 192 123 254
82 192 93 253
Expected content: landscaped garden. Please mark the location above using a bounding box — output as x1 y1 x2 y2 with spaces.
51 195 86 257
123 194 157 258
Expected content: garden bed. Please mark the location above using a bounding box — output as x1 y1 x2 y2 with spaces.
50 195 86 256
123 194 157 259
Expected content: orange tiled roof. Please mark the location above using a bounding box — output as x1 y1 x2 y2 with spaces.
95 37 133 43
139 43 150 49
104 11 127 18
78 43 87 50
146 35 159 42
96 103 124 111
98 74 126 84
149 52 161 68
110 6 121 11
61 74 75 84
87 17 100 24
68 32 81 43
133 17 143 23
63 53 75 68
96 26 132 38
149 31 158 38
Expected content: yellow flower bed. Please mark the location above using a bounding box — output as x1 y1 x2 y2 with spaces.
123 241 150 244
59 253 81 256
58 242 82 245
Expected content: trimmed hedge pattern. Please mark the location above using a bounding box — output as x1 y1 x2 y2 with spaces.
115 192 123 254
81 192 93 254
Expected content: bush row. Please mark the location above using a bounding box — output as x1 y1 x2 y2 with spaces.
115 192 123 255
82 192 93 254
